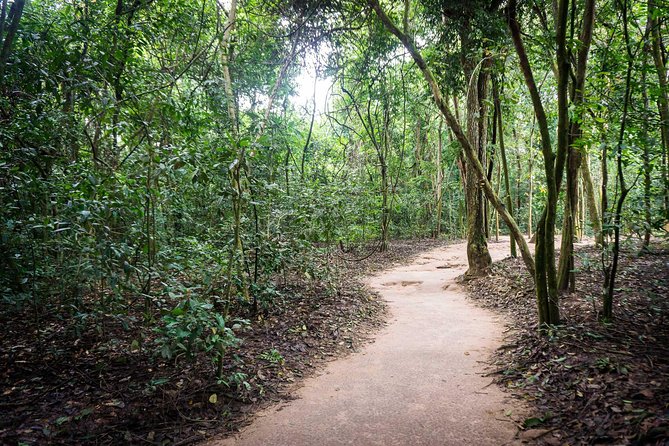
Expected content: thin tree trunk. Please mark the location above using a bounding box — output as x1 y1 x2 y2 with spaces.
221 0 238 136
528 118 535 239
435 119 444 237
581 153 603 245
493 75 517 257
558 0 595 292
495 155 502 242
603 0 635 321
220 0 249 307
340 81 392 252
0 0 24 82
221 0 299 308
414 116 422 177
649 0 669 219
301 74 316 180
641 46 652 250
578 175 587 242
380 102 391 251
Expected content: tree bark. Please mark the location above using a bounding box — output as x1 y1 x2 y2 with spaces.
558 0 595 292
506 0 565 325
493 75 516 257
648 0 669 220
580 153 603 245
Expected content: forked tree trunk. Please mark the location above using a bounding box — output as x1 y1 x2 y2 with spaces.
506 0 568 325
558 0 595 292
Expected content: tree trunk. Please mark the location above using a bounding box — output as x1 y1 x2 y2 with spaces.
493 75 516 257
507 0 567 325
381 159 389 251
461 28 492 277
495 156 502 242
603 0 634 321
434 119 444 238
380 100 392 252
414 116 422 177
649 0 669 220
0 0 24 82
581 153 603 245
221 0 239 135
641 45 652 250
528 119 535 239
557 0 595 292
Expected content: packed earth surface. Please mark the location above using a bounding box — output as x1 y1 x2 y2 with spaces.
207 239 525 446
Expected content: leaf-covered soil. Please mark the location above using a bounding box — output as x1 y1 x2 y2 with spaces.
467 239 669 445
0 238 446 445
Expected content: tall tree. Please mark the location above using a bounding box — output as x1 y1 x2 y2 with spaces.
367 0 536 279
557 0 596 291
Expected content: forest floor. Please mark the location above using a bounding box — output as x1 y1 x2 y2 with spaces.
206 239 526 446
4 237 667 445
0 238 445 445
467 237 669 445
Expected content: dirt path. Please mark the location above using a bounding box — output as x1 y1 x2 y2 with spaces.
208 239 523 446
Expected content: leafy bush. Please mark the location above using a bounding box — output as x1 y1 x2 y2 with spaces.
155 297 244 377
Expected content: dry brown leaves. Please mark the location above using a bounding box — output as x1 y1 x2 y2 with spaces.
0 238 445 445
467 239 669 445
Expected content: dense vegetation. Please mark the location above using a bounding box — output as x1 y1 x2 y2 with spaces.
1 0 668 443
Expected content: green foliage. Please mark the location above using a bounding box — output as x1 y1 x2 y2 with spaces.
258 348 284 365
155 296 244 377
1 0 668 385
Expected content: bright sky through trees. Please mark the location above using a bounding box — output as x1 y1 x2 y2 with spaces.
293 54 332 116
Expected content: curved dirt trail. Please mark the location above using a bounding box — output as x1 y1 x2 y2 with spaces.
208 239 523 446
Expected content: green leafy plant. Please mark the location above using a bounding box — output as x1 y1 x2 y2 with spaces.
155 297 244 378
258 348 284 365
